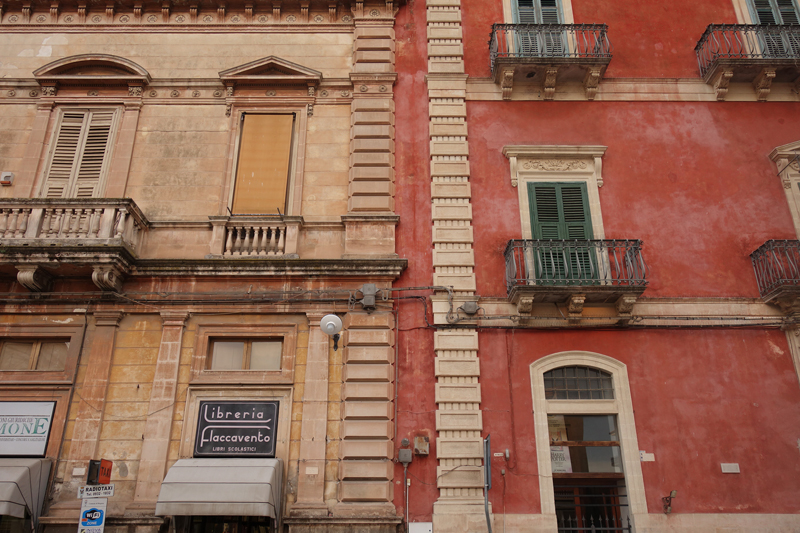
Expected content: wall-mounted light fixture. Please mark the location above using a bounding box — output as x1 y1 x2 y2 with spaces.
662 490 677 514
320 314 343 351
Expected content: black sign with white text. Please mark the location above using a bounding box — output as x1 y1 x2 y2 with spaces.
194 401 279 457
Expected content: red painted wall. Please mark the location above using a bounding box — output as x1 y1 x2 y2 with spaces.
467 101 800 298
462 0 741 79
394 0 440 521
479 328 800 515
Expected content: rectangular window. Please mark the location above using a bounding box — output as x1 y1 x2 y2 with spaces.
41 109 118 198
548 415 622 475
231 114 295 215
0 340 69 371
208 340 282 371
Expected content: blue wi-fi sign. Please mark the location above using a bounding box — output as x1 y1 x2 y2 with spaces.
81 508 104 527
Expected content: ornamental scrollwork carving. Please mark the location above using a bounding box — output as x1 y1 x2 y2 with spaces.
521 159 589 172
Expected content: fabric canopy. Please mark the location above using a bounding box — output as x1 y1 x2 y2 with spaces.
0 458 52 523
155 458 282 523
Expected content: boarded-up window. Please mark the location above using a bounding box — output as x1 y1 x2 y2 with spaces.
231 114 295 215
41 109 118 198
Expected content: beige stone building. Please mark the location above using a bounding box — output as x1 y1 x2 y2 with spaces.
0 1 404 532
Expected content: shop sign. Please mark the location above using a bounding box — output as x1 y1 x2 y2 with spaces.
0 402 55 457
78 485 115 499
194 401 279 458
78 498 107 533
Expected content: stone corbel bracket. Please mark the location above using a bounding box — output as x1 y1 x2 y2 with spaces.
712 68 733 101
753 68 776 102
615 294 638 325
92 265 124 292
16 265 54 292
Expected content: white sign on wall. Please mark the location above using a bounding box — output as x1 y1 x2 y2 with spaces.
0 402 55 457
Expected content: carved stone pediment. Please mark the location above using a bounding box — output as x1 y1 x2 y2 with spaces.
33 54 151 91
219 56 322 88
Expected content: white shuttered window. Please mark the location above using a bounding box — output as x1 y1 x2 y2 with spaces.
41 109 118 198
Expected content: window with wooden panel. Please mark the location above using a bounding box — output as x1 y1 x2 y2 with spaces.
0 340 69 371
40 109 119 198
208 339 283 371
231 113 296 215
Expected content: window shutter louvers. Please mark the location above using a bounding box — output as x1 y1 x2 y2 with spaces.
41 109 116 198
540 0 560 24
777 0 800 23
516 0 537 24
74 110 115 198
754 0 779 23
528 182 595 282
43 112 86 198
753 0 799 24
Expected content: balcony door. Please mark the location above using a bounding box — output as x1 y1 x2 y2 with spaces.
512 0 565 56
749 0 800 56
528 182 596 283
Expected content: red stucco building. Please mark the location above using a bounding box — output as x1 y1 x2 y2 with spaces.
393 0 800 531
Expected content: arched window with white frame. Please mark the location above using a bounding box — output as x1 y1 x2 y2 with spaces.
530 352 647 532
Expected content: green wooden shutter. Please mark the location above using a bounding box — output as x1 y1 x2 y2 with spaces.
540 0 560 23
752 0 799 23
528 182 594 282
515 0 537 23
42 109 115 198
777 0 800 23
528 182 592 240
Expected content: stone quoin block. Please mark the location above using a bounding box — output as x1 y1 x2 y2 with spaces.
343 382 394 401
342 401 393 420
431 181 471 199
435 383 481 403
436 410 483 431
342 420 393 440
434 358 480 377
339 460 393 480
339 480 392 502
343 364 393 383
432 249 475 267
434 329 479 350
436 438 484 459
340 439 393 459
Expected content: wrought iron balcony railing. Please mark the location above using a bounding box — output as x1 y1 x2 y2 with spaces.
0 198 147 251
750 239 800 300
504 239 647 292
696 24 800 78
490 23 611 73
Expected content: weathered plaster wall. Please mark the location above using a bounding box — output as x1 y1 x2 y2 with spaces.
466 101 800 298
460 0 741 80
477 328 800 515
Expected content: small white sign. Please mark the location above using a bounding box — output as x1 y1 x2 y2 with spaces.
721 463 740 474
78 497 107 533
78 485 115 499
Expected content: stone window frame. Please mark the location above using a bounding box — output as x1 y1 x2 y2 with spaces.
178 385 292 463
503 145 607 240
771 140 800 237
222 106 309 218
28 54 149 199
190 323 297 385
0 323 84 384
529 351 647 527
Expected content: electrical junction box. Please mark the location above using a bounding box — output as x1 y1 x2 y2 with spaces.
408 523 432 533
398 448 413 466
0 172 13 186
